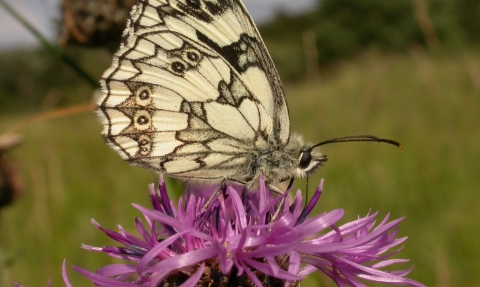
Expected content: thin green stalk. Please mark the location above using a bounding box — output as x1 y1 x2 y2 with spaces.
0 0 99 88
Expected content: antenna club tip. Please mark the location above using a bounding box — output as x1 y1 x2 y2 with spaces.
398 144 403 150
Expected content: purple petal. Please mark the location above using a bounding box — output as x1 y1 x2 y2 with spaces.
149 183 161 213
149 247 218 273
137 231 189 274
242 257 302 281
257 173 268 213
61 260 73 287
285 251 301 287
96 264 137 277
246 242 297 258
295 209 344 237
296 179 324 225
215 241 233 274
267 226 303 245
133 205 213 242
72 265 138 287
134 217 154 245
158 175 175 218
372 259 411 269
228 186 248 229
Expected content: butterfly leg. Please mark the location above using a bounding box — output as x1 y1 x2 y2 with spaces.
268 196 285 223
267 184 285 195
266 184 288 223
198 179 227 217
197 177 249 220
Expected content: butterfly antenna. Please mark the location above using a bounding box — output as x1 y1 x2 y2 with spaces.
312 135 402 149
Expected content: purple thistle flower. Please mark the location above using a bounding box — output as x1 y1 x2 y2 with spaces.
71 175 424 287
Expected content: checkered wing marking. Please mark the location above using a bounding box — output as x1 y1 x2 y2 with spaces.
97 0 290 182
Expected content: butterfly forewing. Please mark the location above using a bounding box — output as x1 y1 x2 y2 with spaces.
134 0 290 141
97 0 291 183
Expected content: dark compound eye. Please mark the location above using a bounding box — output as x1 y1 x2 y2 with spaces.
299 150 312 169
172 61 186 73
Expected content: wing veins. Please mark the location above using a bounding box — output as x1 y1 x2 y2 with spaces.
117 35 267 138
164 2 241 46
123 34 225 98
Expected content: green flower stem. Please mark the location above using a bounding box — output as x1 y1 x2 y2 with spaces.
0 0 98 88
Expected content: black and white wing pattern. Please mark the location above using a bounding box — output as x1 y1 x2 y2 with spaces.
97 0 291 183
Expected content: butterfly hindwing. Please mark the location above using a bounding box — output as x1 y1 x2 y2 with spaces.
97 0 291 182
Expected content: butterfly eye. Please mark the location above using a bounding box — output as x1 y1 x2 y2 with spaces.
299 150 312 169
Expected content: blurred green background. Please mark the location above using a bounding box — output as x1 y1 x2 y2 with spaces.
1 0 479 286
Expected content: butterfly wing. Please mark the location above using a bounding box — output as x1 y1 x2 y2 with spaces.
97 0 290 182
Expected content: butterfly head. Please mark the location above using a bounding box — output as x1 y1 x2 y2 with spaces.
256 133 327 189
287 135 402 184
297 146 327 177
288 134 328 179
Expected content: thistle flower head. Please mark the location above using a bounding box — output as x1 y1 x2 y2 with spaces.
71 176 424 287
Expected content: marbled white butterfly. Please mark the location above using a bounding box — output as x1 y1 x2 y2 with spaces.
97 0 399 193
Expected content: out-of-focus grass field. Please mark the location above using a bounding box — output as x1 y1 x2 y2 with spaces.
1 48 479 286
